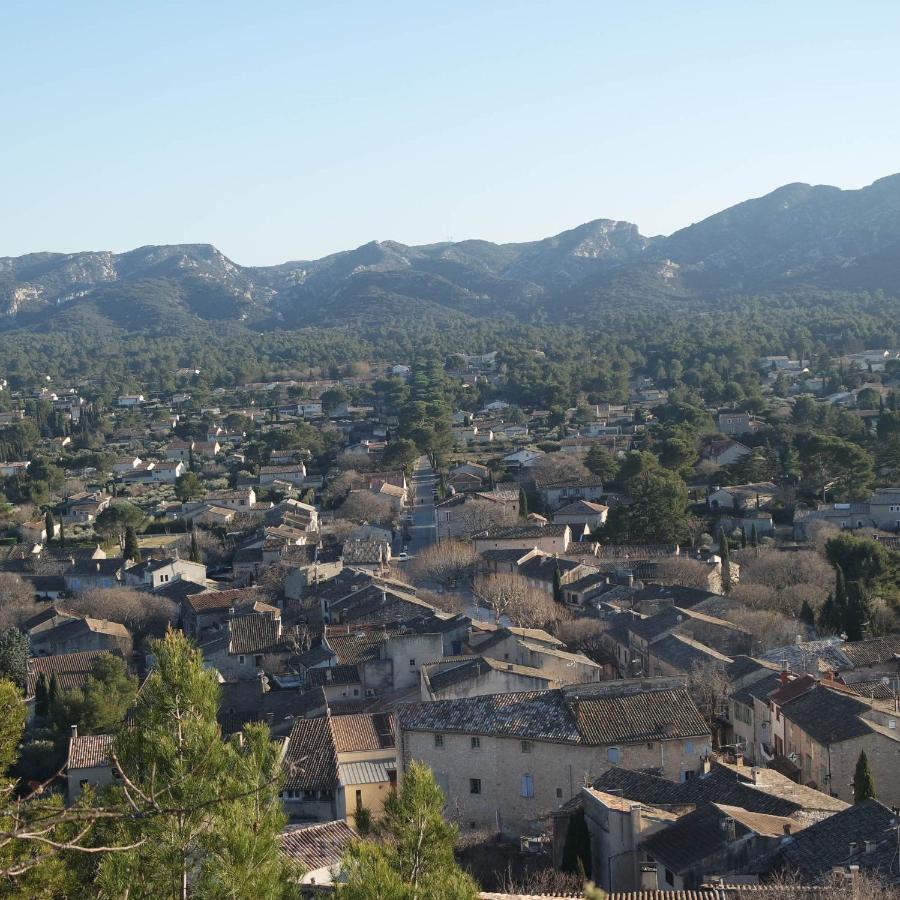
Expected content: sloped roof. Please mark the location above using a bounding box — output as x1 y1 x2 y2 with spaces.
572 687 708 744
279 820 356 870
329 712 395 753
282 717 337 791
779 684 880 745
67 733 114 770
778 800 900 884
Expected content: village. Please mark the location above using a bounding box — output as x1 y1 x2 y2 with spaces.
0 347 899 896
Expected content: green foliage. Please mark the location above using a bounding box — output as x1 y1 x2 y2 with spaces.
612 468 690 544
49 655 138 738
174 471 204 502
0 680 25 775
123 525 140 562
338 760 478 900
853 750 877 803
95 502 144 548
585 444 617 482
0 630 29 689
97 630 290 899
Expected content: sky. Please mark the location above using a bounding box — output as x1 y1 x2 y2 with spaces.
2 1 899 266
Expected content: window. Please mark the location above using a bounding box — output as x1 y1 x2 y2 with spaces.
469 778 481 794
238 655 245 665
355 789 362 810
685 741 694 755
434 734 444 748
409 659 416 667
607 747 620 764
521 774 534 798
665 868 675 887
520 740 533 754
556 787 563 799
471 737 480 749
254 655 263 667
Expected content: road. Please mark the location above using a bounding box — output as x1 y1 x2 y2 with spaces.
405 455 438 557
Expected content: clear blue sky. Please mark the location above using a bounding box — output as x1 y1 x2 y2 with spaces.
3 1 899 265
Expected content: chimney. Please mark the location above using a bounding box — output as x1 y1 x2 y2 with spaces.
780 670 790 685
70 724 78 739
783 823 792 836
701 756 712 775
751 766 761 784
630 802 643 838
865 841 877 854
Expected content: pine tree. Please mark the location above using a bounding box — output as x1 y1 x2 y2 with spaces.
338 760 478 900
123 525 140 563
853 750 877 803
0 628 29 689
518 487 529 519
44 510 54 543
97 630 290 898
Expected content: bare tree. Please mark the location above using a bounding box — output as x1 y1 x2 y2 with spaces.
411 541 477 589
720 606 808 651
654 557 715 590
731 548 833 617
557 618 612 663
70 587 176 641
338 491 395 526
452 499 518 539
530 453 590 484
687 659 730 733
0 574 43 631
474 572 566 629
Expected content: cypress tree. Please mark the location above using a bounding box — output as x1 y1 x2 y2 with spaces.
123 525 140 562
799 600 816 629
44 510 54 543
718 527 732 593
853 750 876 803
59 518 66 547
35 673 49 719
553 562 563 604
740 526 747 549
751 523 759 552
561 808 592 875
189 529 201 564
518 487 529 519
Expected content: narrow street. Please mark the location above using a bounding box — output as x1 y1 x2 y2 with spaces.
405 455 437 557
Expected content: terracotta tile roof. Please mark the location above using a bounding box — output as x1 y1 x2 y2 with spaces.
780 683 879 745
325 628 401 664
282 717 337 791
27 650 116 698
279 820 356 870
228 612 285 655
187 588 267 613
67 733 114 769
329 712 394 753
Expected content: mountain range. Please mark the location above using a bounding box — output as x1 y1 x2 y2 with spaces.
3 174 900 332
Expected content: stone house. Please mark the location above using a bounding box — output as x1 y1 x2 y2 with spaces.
66 730 116 803
396 679 710 837
473 524 571 556
281 713 397 826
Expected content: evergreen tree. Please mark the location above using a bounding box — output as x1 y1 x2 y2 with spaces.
47 672 60 709
189 529 201 564
853 750 876 803
44 510 54 543
718 527 732 593
820 566 849 635
0 628 29 689
338 760 478 900
34 673 50 719
97 630 290 899
553 562 563 604
740 526 747 549
58 518 65 546
518 487 528 519
750 523 759 553
123 525 140 562
799 600 816 629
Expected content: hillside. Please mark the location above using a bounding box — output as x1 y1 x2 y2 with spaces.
2 175 900 333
